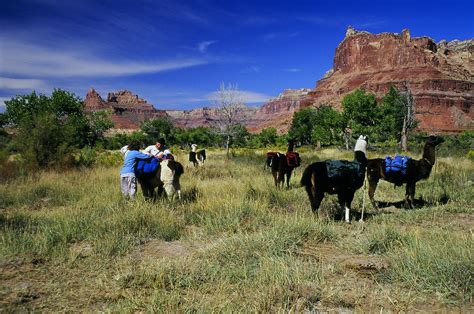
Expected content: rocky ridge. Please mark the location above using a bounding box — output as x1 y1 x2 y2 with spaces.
84 89 168 130
85 28 473 134
300 27 473 133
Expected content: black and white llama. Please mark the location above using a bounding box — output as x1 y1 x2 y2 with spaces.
301 135 368 222
189 144 206 167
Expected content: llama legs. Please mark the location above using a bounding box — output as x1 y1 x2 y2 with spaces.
405 183 416 209
368 178 379 210
285 171 292 189
304 183 324 215
337 192 354 223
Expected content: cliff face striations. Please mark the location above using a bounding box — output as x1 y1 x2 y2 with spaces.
246 89 312 133
301 28 473 132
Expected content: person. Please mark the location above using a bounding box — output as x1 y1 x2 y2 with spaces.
120 140 151 199
144 138 172 160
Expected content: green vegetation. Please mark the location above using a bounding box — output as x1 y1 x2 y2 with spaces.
0 87 472 311
0 149 472 311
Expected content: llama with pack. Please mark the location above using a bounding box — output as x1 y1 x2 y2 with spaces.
266 140 301 188
367 135 444 209
300 135 368 223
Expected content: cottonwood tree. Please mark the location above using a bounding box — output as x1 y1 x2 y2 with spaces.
378 85 417 151
212 83 248 156
399 86 417 151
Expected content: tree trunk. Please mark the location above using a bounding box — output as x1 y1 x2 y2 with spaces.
401 116 408 152
316 140 321 150
226 134 231 157
343 130 350 150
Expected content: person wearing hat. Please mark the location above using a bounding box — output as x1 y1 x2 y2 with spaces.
144 138 172 160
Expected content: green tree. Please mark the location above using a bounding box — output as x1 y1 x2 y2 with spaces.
342 89 378 139
87 110 114 146
3 89 110 167
288 108 318 145
377 86 405 142
311 105 345 147
255 127 278 147
140 117 174 142
228 124 251 147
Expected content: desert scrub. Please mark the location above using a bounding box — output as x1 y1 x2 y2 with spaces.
383 230 473 302
361 224 411 254
116 221 328 311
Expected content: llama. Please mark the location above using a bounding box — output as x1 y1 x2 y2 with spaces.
301 135 368 222
367 135 444 209
137 159 184 200
189 144 206 167
266 140 301 188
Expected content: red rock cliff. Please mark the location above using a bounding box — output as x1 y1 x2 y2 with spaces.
301 27 473 133
84 88 169 130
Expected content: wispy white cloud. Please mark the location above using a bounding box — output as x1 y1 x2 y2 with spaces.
296 15 387 30
198 40 217 53
0 77 47 90
241 66 261 73
0 39 209 78
284 68 302 72
0 97 12 111
206 90 271 104
262 32 299 42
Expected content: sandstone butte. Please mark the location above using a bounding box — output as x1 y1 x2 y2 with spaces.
85 27 473 134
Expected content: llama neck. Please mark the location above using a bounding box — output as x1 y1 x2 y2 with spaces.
192 147 196 152
354 151 367 165
287 142 294 152
422 144 436 166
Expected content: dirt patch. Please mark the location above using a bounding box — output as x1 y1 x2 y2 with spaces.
70 241 93 258
0 258 44 310
131 239 196 261
299 243 389 274
448 213 474 230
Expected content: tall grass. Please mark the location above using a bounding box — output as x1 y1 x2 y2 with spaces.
0 149 472 311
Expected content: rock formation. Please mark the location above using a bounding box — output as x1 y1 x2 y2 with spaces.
246 89 312 133
85 28 473 134
84 88 169 130
300 28 473 133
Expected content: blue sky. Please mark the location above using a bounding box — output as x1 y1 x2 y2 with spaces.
1 0 473 110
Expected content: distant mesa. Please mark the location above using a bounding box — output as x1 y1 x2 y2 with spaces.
86 27 473 134
85 88 168 130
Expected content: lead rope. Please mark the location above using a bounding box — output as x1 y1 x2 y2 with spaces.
360 177 367 223
430 148 439 204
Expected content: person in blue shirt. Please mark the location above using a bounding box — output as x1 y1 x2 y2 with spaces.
120 140 151 199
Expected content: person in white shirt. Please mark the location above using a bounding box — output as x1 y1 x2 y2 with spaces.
143 138 171 160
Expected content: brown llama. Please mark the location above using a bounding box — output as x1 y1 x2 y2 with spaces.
367 135 444 209
301 135 368 222
266 140 301 188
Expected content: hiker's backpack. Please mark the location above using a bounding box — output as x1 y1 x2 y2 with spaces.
286 151 301 167
135 157 160 177
385 155 410 177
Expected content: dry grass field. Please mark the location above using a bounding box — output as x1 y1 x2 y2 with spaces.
0 148 473 311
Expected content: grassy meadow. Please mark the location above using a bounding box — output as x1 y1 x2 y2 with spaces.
0 148 473 311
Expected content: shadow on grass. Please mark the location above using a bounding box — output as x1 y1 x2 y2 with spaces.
373 193 450 210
